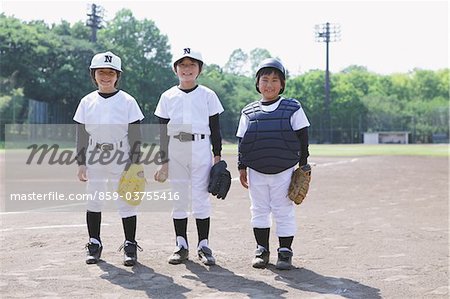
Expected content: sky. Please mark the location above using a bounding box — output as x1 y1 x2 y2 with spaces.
1 0 449 75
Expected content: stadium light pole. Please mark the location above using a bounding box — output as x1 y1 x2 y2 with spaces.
315 22 341 143
86 3 104 43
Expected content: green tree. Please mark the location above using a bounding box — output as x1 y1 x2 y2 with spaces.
285 70 325 142
98 9 174 121
224 48 248 76
249 48 271 75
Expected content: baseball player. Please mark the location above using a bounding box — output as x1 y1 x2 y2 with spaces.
154 48 224 266
73 51 145 266
236 58 310 270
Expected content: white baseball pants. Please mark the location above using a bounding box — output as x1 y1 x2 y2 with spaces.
247 167 297 237
168 136 212 219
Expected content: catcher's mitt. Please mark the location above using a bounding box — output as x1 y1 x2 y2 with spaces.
208 160 232 200
288 164 311 205
117 163 146 206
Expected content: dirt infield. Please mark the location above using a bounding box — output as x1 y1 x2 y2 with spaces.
0 155 448 298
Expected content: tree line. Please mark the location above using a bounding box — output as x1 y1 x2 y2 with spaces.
1 11 448 143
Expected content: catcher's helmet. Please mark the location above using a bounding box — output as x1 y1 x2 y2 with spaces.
172 48 203 69
90 51 122 72
255 58 286 94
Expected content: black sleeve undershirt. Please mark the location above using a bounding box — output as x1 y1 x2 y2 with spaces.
128 120 143 164
158 117 170 162
297 127 309 166
209 113 222 157
237 127 309 170
75 122 89 166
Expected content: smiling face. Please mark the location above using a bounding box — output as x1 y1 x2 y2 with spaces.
257 71 284 101
174 57 201 89
93 68 119 93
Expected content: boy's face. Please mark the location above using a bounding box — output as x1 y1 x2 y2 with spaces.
258 71 283 101
94 68 118 92
174 58 201 86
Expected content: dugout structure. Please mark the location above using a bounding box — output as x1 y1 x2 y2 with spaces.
363 131 409 144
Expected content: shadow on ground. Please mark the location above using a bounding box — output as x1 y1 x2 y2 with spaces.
184 261 288 298
269 266 382 299
97 261 190 298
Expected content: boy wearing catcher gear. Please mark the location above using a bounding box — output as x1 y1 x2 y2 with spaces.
74 51 144 266
236 58 310 270
154 48 224 266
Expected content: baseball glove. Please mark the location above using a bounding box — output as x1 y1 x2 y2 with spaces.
208 160 232 200
117 163 146 206
288 164 311 205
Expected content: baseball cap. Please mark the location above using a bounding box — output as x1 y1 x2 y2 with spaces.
172 48 203 68
90 51 122 72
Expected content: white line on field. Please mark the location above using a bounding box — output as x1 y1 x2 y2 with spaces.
313 158 359 167
0 223 110 232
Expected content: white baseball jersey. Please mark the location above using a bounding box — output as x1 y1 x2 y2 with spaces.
73 90 144 218
73 90 144 143
154 85 224 136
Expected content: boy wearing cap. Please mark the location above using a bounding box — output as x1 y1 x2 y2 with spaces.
154 48 224 266
74 51 145 266
236 58 310 270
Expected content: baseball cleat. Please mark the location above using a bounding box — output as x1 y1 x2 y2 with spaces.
85 242 103 264
168 246 189 264
252 246 270 269
275 248 293 270
197 246 216 266
118 240 142 267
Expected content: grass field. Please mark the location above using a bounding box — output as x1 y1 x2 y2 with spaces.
222 144 449 157
0 142 448 157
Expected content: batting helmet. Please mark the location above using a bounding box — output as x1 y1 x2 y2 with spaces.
90 51 122 72
255 58 286 94
172 48 203 69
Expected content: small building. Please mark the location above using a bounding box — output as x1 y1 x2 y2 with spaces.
363 132 409 144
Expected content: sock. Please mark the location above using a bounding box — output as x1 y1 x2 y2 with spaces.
176 236 188 249
86 211 101 243
174 218 188 248
279 236 294 251
196 217 210 246
198 239 208 249
253 227 270 251
122 216 137 242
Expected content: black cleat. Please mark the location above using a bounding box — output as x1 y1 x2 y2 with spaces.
85 242 102 264
275 248 293 270
252 246 270 269
168 246 189 264
197 246 216 266
119 240 142 266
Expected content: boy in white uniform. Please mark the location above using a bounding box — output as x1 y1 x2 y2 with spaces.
73 51 144 266
236 58 310 270
154 48 224 266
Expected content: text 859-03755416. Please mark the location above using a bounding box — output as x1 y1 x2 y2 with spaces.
123 191 180 202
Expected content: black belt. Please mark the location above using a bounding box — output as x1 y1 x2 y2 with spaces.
96 141 122 151
173 132 205 142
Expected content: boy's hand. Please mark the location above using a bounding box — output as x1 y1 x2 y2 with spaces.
154 163 168 183
239 169 248 189
77 165 88 182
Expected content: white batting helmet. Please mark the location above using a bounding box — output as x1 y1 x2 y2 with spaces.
172 48 203 68
90 51 122 72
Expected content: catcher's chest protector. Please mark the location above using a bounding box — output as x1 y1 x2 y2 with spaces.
240 99 301 174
